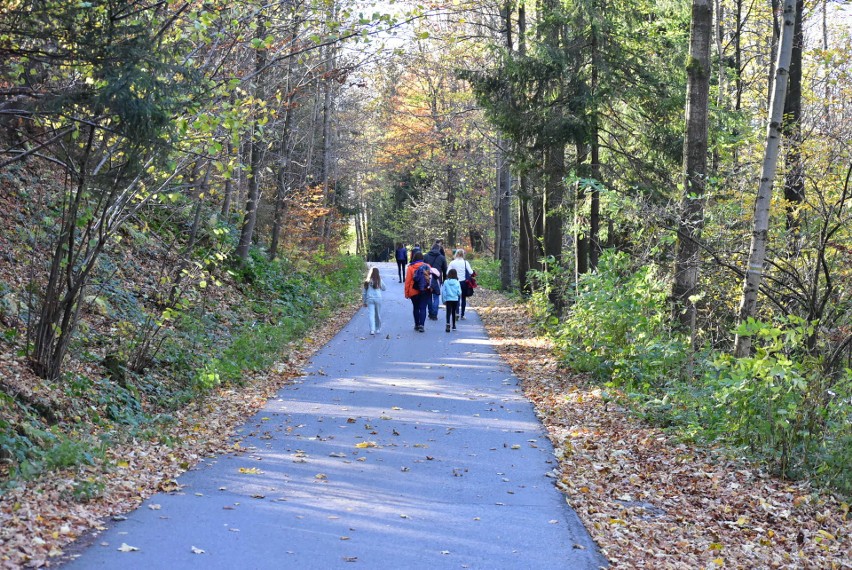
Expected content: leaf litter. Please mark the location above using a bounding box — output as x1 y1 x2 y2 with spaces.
0 302 360 568
475 289 850 569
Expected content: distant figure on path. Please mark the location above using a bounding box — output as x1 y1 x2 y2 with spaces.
394 242 408 283
441 268 461 332
448 248 474 319
362 267 386 335
404 251 431 332
424 239 448 279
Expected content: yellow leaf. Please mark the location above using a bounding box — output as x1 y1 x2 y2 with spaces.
355 441 377 448
117 460 130 468
816 530 835 541
712 557 724 566
315 473 328 480
709 542 723 551
238 467 263 474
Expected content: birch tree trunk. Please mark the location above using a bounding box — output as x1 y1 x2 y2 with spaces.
733 0 796 357
672 0 712 330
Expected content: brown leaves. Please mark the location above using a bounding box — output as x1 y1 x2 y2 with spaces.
0 300 362 568
476 289 851 568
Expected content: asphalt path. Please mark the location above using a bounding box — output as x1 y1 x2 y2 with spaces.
64 262 607 569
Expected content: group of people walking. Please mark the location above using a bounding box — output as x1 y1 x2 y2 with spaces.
362 239 475 335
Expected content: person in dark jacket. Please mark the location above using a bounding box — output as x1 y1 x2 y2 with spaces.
423 240 447 279
394 242 408 283
422 240 447 320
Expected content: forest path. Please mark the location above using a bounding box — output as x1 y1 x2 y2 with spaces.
63 262 606 569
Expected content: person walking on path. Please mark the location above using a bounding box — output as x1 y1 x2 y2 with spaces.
427 266 442 321
362 267 386 335
423 240 447 320
394 243 407 283
441 268 462 332
423 240 447 279
448 248 474 319
404 251 431 332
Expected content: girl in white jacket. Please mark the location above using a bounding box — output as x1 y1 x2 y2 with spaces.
362 267 387 335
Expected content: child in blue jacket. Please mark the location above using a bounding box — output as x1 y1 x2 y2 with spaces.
441 268 462 332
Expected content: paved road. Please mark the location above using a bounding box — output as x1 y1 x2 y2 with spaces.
64 263 607 569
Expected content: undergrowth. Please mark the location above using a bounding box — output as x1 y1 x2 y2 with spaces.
543 250 852 497
0 246 363 493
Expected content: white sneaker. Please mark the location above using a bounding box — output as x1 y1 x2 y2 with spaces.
370 331 376 335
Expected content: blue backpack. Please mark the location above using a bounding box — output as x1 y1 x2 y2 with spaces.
413 263 430 291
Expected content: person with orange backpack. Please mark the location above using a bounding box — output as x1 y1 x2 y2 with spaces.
404 251 432 332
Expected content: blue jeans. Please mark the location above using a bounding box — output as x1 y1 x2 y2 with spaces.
411 293 429 327
428 292 440 318
366 299 382 333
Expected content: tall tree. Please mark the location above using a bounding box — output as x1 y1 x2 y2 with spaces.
236 13 268 261
733 0 797 357
782 0 804 242
672 0 713 331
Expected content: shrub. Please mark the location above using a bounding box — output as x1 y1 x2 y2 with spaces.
553 250 690 393
700 316 852 492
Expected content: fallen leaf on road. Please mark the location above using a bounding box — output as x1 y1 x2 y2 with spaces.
117 543 139 552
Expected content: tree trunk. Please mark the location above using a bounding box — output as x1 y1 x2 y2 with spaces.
518 174 538 292
672 0 713 330
221 138 234 219
733 0 796 357
498 138 513 289
269 20 299 261
588 2 602 271
782 0 804 241
543 143 565 264
236 14 267 261
320 3 338 244
589 125 601 271
544 142 565 312
575 178 589 277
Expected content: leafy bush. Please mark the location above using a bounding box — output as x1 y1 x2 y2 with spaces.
699 317 852 492
469 257 501 290
553 250 690 392
167 250 363 392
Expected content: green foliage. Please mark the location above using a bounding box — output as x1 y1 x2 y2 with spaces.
2 416 105 484
161 249 362 393
470 257 501 290
698 317 852 493
552 251 691 392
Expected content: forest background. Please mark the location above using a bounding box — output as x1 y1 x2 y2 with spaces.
0 0 850 566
